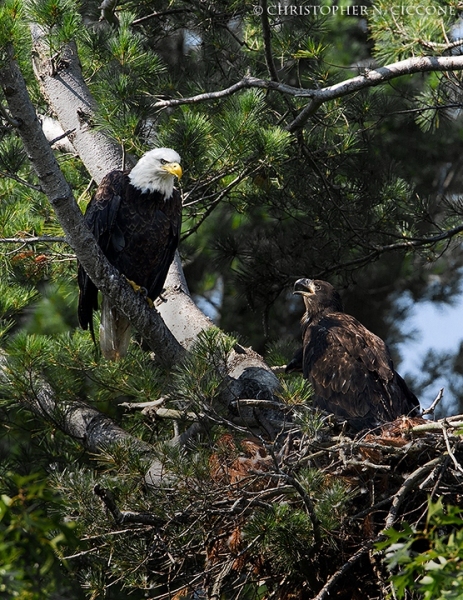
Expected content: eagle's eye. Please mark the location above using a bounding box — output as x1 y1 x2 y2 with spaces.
315 283 321 291
160 159 168 165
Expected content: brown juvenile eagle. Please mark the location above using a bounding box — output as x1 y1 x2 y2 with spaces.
77 148 182 360
287 279 420 430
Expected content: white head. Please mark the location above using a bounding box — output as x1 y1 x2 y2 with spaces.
129 148 182 198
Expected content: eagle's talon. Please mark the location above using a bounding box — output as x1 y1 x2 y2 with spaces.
125 277 154 307
125 277 143 294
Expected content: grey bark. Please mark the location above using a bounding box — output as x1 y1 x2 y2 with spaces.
0 352 152 456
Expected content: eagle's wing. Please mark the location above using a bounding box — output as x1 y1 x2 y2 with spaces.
303 313 398 426
144 190 181 301
77 171 125 331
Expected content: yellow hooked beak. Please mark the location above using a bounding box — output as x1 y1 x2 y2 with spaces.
162 162 183 179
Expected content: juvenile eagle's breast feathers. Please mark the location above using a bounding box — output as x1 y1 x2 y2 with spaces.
289 278 420 430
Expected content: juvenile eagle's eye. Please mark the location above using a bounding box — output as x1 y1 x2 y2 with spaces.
315 284 321 291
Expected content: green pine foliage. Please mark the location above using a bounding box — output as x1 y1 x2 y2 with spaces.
370 0 456 62
0 472 82 599
169 328 237 414
82 11 166 151
0 0 26 64
24 0 83 54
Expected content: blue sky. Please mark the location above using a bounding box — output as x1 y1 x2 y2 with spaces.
399 296 463 410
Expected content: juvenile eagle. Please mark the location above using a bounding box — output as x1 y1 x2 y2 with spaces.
77 148 182 360
287 279 420 430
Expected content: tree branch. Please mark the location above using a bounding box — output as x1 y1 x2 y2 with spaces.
0 169 43 191
260 0 279 82
0 235 66 244
0 351 150 455
152 55 463 132
311 545 372 600
383 456 444 530
94 484 165 525
0 100 20 127
315 222 463 278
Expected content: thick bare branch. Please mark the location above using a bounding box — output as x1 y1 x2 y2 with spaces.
30 27 124 182
0 351 150 455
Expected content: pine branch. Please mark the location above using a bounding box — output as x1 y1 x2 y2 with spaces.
0 100 20 127
152 55 463 133
314 222 463 278
260 0 279 82
0 169 43 191
311 545 372 600
0 235 66 244
132 7 192 26
383 456 444 530
94 484 165 525
181 166 256 239
0 351 150 455
99 0 119 26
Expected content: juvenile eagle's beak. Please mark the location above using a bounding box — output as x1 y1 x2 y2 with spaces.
162 162 183 179
293 278 315 295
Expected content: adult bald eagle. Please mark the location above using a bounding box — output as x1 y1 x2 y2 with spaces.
287 279 420 430
77 148 182 360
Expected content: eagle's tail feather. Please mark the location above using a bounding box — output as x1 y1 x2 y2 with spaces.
99 296 131 360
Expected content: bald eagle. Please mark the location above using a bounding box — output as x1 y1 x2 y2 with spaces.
287 279 420 430
77 148 182 360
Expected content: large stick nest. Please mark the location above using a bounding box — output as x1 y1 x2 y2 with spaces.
95 406 463 600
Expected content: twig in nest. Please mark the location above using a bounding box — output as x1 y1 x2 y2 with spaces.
383 456 443 530
422 388 444 416
93 484 164 526
440 420 463 475
311 544 372 600
120 397 167 410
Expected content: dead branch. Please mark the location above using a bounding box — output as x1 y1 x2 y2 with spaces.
152 55 463 133
440 420 463 475
310 544 373 600
383 456 444 530
0 235 66 244
94 484 165 526
422 388 445 415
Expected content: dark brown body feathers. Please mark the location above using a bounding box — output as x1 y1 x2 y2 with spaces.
77 170 182 334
